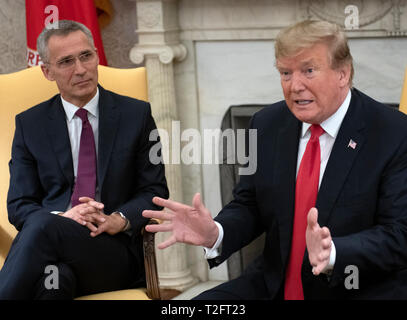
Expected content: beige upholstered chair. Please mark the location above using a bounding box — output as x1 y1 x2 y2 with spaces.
400 67 407 114
0 65 161 300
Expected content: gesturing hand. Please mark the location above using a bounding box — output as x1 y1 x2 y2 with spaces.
142 193 219 249
306 207 332 276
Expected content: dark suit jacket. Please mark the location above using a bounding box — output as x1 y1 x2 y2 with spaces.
7 85 168 274
210 88 407 299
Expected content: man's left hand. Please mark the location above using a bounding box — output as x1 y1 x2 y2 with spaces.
306 207 332 276
88 212 127 237
78 197 127 237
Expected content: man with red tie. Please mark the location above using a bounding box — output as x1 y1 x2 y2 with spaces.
143 20 407 299
0 20 168 299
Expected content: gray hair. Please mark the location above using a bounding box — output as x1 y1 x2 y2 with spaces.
37 20 95 63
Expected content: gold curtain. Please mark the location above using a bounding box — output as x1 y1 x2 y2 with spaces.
94 0 113 29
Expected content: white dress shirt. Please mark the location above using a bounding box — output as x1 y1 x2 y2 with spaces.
205 90 352 274
51 88 100 212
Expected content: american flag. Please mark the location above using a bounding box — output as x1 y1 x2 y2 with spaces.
348 139 357 149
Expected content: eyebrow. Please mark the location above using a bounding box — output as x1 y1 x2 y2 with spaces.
300 59 317 67
276 58 317 70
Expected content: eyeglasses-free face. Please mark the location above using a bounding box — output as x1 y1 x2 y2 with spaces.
276 42 351 124
41 30 99 108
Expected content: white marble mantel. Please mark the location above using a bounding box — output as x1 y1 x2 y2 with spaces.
178 0 407 40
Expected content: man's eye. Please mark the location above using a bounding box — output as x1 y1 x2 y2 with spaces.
306 68 314 73
280 71 291 80
79 52 94 62
58 58 73 66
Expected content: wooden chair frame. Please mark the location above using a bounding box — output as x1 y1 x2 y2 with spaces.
143 219 161 300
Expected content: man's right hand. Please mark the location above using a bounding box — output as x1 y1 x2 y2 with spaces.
142 193 219 249
60 197 106 232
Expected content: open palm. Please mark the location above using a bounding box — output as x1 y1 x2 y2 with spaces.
143 193 219 249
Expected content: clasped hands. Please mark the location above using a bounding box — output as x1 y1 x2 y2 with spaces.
143 194 332 276
61 197 127 237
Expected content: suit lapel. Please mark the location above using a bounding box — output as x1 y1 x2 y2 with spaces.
273 110 302 264
316 90 366 226
97 86 120 194
45 97 74 185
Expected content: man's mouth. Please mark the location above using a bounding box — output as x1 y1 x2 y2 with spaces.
74 79 90 86
295 100 313 105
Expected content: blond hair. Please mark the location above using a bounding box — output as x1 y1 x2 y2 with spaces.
275 20 354 86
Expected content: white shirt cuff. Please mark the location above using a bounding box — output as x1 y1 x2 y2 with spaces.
322 240 336 274
203 223 337 272
203 221 224 259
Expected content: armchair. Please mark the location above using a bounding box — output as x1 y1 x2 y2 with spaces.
0 65 160 300
400 67 407 114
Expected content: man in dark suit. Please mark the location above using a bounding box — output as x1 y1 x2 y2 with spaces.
0 20 168 299
142 20 407 299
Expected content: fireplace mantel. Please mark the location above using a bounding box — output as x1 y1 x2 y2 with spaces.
178 0 407 41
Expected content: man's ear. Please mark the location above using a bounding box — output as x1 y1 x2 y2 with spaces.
41 64 54 81
338 64 351 88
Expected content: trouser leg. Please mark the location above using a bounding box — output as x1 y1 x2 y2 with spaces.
33 262 77 300
0 213 139 299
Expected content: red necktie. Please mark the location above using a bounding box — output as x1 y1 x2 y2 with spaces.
71 108 97 207
284 124 324 300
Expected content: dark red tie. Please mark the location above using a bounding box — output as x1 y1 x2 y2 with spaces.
284 124 324 300
71 108 97 207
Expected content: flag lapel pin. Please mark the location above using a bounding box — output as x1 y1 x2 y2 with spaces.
347 139 357 149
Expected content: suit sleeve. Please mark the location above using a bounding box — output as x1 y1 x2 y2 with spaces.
115 103 169 234
209 113 264 267
7 115 49 231
330 134 407 287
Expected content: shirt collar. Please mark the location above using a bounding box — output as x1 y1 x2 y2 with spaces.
301 89 351 139
61 87 99 122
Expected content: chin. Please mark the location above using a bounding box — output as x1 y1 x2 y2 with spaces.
77 85 97 96
290 109 318 124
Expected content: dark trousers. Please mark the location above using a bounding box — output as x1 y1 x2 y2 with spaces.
0 213 140 299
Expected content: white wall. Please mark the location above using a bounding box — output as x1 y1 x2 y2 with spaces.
349 38 407 103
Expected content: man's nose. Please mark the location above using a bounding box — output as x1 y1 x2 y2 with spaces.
73 58 86 74
290 73 306 93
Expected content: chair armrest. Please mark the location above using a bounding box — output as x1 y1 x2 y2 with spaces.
143 219 161 300
0 225 14 266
